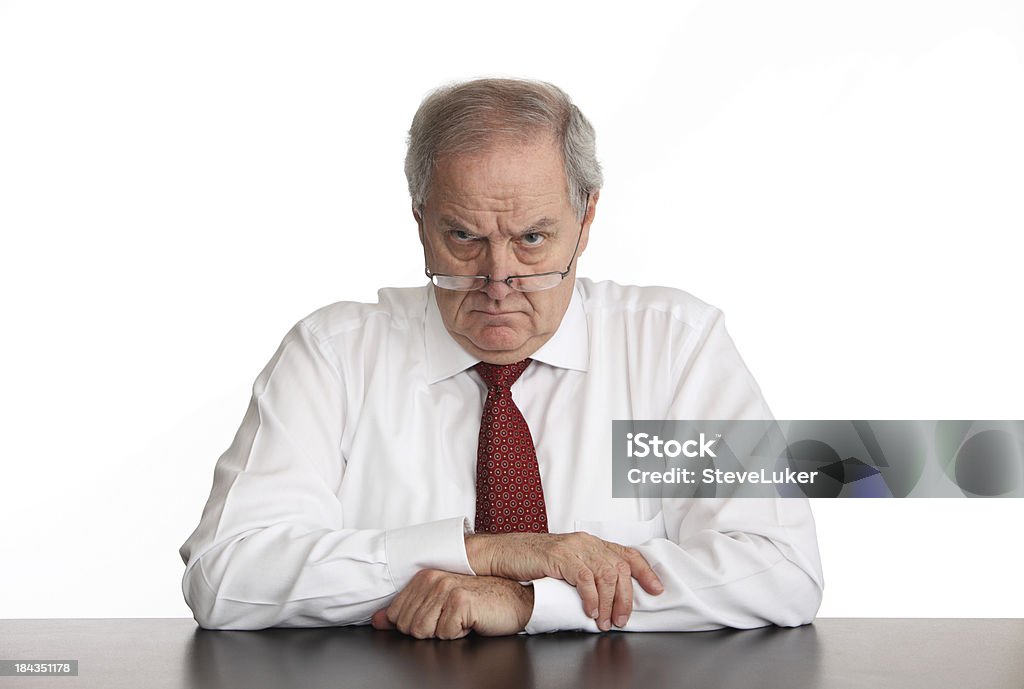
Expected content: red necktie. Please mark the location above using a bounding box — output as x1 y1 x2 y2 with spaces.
474 359 549 534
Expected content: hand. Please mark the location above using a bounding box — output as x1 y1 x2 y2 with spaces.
466 532 663 631
371 569 534 640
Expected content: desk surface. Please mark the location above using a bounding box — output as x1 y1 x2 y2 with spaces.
1 618 1022 689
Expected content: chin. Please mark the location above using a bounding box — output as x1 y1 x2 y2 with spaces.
469 327 530 358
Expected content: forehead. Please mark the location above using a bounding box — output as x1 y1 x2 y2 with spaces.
427 136 570 215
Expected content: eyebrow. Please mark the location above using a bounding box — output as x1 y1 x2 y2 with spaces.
437 216 560 235
524 217 559 234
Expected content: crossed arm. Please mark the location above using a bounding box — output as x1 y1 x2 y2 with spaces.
372 531 664 639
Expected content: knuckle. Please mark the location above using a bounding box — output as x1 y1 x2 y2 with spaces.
428 574 456 593
568 531 592 548
616 561 631 577
415 569 441 585
597 564 618 584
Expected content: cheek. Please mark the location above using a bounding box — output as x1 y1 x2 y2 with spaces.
524 293 554 321
530 287 572 327
435 291 467 324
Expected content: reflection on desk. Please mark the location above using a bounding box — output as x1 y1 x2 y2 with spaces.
189 621 821 689
1 619 1022 689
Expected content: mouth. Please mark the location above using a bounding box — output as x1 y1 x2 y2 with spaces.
475 309 521 316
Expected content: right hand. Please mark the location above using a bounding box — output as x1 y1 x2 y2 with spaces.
465 532 664 631
371 569 533 640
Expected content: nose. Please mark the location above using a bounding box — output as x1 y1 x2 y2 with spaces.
479 248 517 300
480 277 513 300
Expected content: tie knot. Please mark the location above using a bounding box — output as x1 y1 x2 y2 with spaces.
475 359 532 389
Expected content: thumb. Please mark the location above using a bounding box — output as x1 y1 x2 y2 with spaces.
371 608 395 630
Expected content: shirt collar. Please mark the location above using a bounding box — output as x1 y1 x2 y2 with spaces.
424 281 589 384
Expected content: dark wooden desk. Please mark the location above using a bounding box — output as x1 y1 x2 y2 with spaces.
1 618 1022 688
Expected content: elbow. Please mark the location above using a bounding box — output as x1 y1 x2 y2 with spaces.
771 568 823 628
182 560 228 630
189 604 238 632
182 558 271 631
187 599 248 632
182 568 218 630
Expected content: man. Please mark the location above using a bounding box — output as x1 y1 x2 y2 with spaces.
179 78 823 638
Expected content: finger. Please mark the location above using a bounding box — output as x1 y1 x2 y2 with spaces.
611 560 633 628
391 591 420 635
435 589 472 640
407 594 446 639
568 565 600 621
594 563 618 632
371 608 395 630
622 548 664 594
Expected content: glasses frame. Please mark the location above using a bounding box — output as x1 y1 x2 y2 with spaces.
424 194 590 293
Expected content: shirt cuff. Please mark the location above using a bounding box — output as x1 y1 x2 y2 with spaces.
523 577 599 634
384 516 475 591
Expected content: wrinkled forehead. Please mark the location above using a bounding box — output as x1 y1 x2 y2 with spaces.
426 134 571 214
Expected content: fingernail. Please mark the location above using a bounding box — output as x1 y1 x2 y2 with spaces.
589 609 599 619
599 619 611 632
614 615 627 627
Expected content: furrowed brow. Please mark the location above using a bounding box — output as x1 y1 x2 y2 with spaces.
522 217 558 234
438 216 472 232
436 216 559 236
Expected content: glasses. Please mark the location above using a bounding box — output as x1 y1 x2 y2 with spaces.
425 196 589 293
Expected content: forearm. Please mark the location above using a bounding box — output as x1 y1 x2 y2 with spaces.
525 532 822 633
497 495 823 634
464 533 493 575
183 517 474 630
464 532 542 577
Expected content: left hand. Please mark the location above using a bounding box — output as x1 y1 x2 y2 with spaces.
371 569 534 640
465 532 663 631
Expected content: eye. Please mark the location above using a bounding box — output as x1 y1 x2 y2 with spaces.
449 229 478 242
521 232 545 246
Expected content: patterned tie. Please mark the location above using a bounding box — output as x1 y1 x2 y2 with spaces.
474 359 549 534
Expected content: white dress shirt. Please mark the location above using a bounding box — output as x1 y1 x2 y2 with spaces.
179 278 824 632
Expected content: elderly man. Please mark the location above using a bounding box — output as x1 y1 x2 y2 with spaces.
179 78 824 638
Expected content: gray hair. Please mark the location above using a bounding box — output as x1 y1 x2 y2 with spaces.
404 78 603 221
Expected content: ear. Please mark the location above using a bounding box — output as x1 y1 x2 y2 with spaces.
413 205 424 245
578 191 599 256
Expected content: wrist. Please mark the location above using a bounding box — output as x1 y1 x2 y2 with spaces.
515 582 535 631
465 533 494 576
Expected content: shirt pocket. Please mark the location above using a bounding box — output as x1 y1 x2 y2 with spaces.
573 512 667 546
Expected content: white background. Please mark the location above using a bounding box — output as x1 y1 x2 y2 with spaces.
1 0 1021 619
